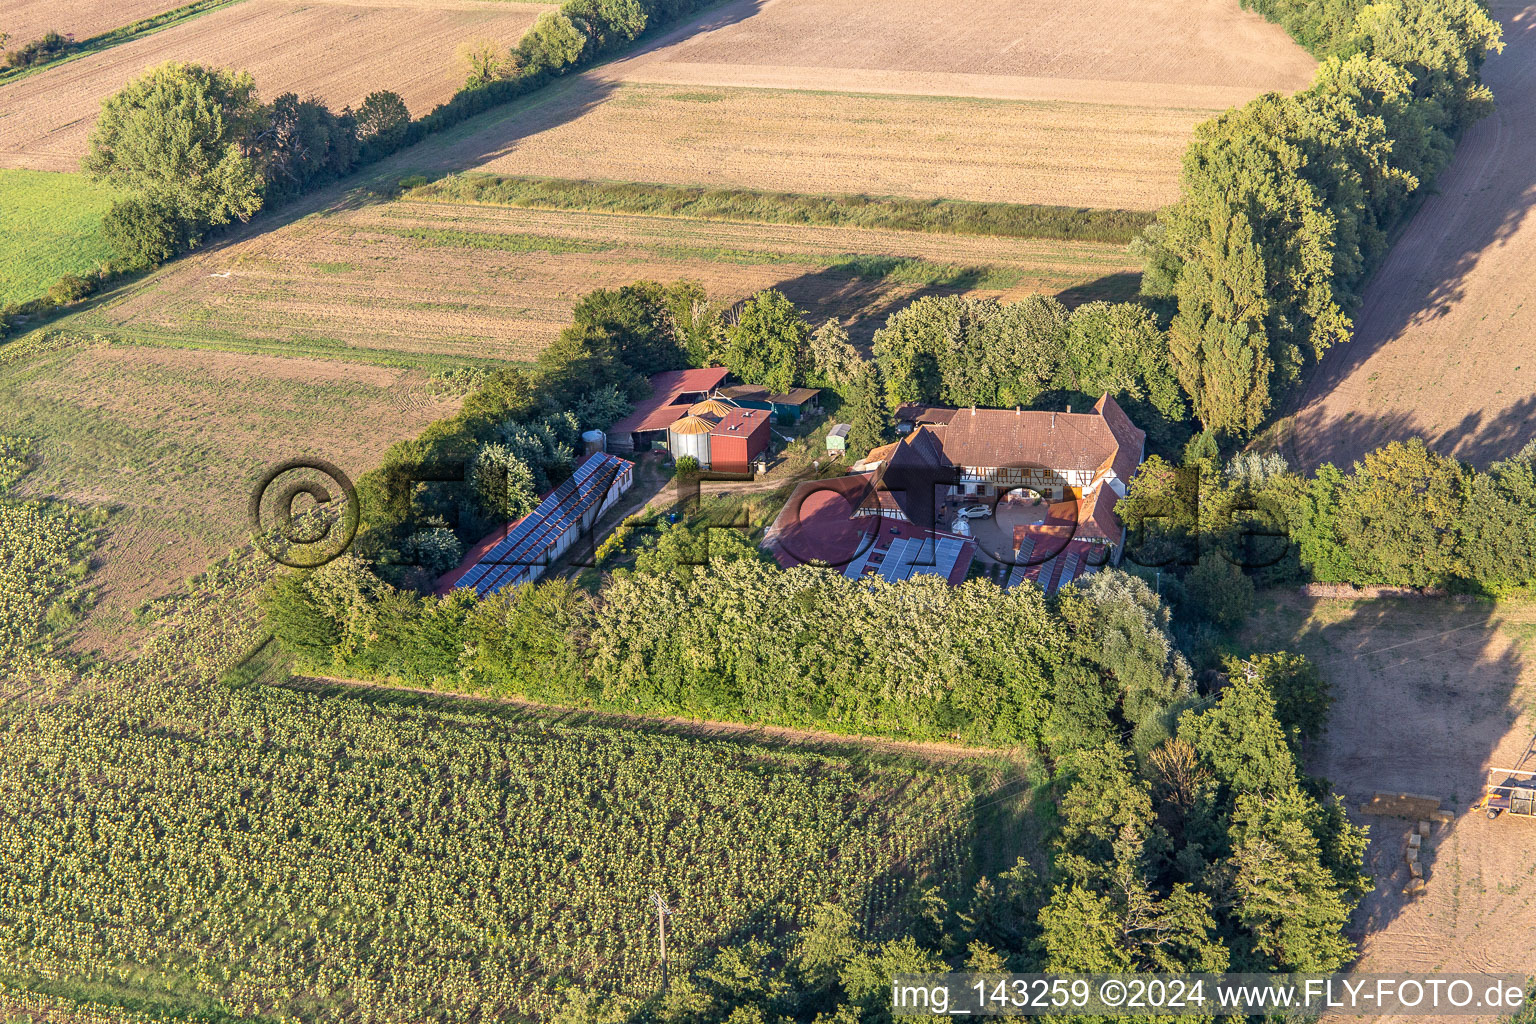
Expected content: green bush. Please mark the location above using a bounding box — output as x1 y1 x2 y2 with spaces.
102 195 185 270
355 90 411 155
3 30 70 69
44 273 93 306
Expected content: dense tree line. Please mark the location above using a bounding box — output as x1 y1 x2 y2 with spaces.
83 63 413 270
262 557 1367 1016
1141 0 1503 435
1117 438 1536 595
871 295 1189 445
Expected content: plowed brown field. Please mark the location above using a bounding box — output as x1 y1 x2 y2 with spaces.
0 0 187 45
1290 0 1536 470
651 0 1314 91
71 196 1139 363
0 0 553 171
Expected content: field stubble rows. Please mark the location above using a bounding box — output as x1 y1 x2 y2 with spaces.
0 334 457 652
0 0 554 171
73 198 1140 362
466 83 1216 210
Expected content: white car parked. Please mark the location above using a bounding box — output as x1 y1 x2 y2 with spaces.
955 504 993 520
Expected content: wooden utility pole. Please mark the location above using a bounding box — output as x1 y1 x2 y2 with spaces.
652 891 674 990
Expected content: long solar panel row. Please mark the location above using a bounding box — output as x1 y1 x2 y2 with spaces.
930 537 965 582
455 452 629 596
1006 537 1035 590
1056 550 1081 589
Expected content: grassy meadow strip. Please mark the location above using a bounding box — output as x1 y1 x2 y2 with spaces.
0 170 117 305
371 225 613 254
406 174 1158 244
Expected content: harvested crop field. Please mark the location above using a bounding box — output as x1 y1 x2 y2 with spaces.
0 0 553 171
1245 592 1536 985
71 194 1140 364
1289 0 1536 471
409 0 1314 210
636 0 1315 103
0 333 458 651
467 84 1207 210
0 0 189 45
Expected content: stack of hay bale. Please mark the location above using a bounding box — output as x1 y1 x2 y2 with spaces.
1405 819 1432 895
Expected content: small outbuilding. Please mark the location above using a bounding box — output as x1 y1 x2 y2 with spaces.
826 423 851 454
708 408 771 474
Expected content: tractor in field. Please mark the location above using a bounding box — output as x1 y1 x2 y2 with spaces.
1473 767 1536 820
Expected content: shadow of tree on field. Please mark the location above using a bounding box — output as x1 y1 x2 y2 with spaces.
1283 396 1536 473
1245 588 1533 961
1056 271 1142 307
765 267 1148 351
1289 4 1536 469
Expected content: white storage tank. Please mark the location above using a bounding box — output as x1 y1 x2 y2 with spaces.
667 415 713 468
581 429 606 455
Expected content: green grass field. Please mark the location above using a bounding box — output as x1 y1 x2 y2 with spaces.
0 170 116 306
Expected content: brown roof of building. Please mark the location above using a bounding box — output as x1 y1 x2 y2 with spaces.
1077 485 1123 542
894 403 958 426
709 407 770 437
1094 393 1146 487
765 476 875 567
610 367 732 436
718 384 822 406
931 406 1122 473
764 477 974 585
859 427 954 523
859 441 900 466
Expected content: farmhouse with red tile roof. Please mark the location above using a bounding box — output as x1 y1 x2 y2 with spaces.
767 394 1145 593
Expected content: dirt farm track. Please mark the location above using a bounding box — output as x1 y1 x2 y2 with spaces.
1292 0 1536 470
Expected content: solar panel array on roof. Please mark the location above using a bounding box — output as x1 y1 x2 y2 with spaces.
1056 550 1081 589
1005 537 1034 590
844 533 968 584
455 452 630 596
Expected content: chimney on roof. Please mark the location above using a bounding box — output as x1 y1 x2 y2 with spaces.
1015 406 1020 415
971 405 976 416
1051 412 1056 429
1066 404 1072 414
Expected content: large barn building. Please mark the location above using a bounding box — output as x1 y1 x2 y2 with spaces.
608 368 731 452
766 394 1146 594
